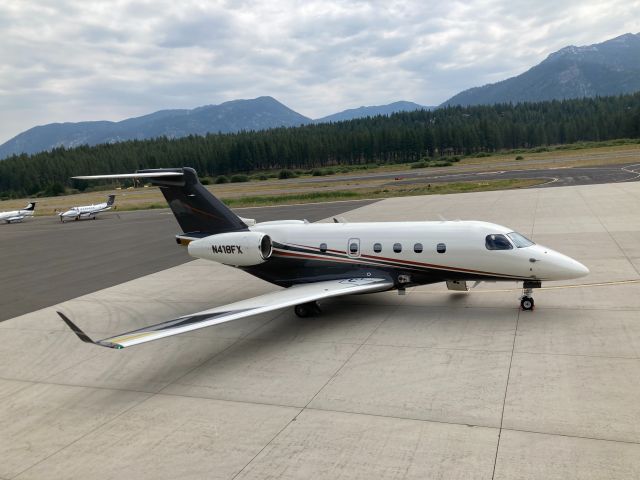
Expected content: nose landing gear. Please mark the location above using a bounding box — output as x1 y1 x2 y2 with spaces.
520 280 541 311
520 295 534 311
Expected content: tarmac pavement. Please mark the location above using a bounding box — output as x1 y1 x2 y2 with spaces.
0 199 377 322
1 183 640 479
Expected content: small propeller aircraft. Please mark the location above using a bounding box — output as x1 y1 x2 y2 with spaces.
0 202 36 224
59 194 115 222
58 167 589 349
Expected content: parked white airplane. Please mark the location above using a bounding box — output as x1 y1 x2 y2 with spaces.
0 202 36 223
58 167 589 349
59 195 115 222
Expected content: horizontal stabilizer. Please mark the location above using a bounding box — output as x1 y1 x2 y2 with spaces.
58 277 393 349
73 167 247 235
73 172 183 180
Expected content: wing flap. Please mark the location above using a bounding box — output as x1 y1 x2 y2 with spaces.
58 277 393 349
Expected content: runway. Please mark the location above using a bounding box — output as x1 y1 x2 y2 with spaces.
0 199 377 322
389 162 640 188
2 182 640 479
280 150 640 188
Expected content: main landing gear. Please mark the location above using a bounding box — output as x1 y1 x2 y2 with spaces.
294 301 321 318
520 280 541 311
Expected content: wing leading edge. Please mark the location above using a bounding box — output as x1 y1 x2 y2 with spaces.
57 277 393 349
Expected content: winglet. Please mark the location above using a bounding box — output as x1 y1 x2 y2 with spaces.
57 311 122 349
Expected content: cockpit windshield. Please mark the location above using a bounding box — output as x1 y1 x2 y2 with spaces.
507 232 535 248
485 234 513 250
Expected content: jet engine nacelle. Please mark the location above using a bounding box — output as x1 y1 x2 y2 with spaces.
187 231 272 266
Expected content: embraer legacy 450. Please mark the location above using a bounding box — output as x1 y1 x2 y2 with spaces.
58 168 589 349
0 202 36 224
59 194 115 222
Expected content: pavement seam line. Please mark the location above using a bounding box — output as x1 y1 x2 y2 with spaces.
577 188 640 278
229 303 400 479
8 374 638 450
530 188 541 240
491 308 520 480
10 387 154 479
499 426 640 447
300 303 401 411
157 308 289 395
9 308 289 480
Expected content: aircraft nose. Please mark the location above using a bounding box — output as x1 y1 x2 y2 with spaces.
533 246 589 280
551 253 589 280
566 258 590 279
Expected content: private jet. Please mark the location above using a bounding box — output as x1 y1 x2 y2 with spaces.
59 194 115 222
0 202 36 224
58 167 589 349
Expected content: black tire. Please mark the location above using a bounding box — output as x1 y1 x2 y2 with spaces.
294 304 310 318
294 301 321 318
521 296 534 311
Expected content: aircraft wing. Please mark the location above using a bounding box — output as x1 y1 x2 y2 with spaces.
57 277 393 349
6 215 24 222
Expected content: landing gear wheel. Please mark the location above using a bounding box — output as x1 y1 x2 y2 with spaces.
294 301 321 318
521 296 534 311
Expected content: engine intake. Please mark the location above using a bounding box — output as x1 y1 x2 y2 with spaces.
187 232 272 266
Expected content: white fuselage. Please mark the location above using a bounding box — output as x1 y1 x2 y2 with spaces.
59 202 111 221
0 208 35 224
245 220 588 283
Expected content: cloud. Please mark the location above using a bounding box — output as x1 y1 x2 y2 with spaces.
1 0 639 143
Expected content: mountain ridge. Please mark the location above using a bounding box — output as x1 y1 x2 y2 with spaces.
0 97 429 159
441 32 640 107
314 101 430 123
3 32 640 159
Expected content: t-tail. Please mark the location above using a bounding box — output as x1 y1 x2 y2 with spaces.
23 202 36 211
73 168 248 236
106 195 116 207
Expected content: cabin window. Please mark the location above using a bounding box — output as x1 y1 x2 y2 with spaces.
507 232 535 248
393 243 402 253
436 243 446 253
414 243 423 253
350 242 358 254
485 234 513 250
373 243 382 253
319 243 327 253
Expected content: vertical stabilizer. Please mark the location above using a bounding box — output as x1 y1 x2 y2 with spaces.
138 168 248 235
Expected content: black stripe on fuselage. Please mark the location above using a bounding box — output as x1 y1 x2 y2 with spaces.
241 244 529 289
269 241 529 281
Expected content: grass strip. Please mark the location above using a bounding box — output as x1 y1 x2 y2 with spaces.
221 178 546 207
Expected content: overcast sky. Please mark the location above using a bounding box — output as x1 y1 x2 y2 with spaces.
1 0 639 143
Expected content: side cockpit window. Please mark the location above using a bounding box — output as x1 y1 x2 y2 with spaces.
485 234 513 250
507 232 535 248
